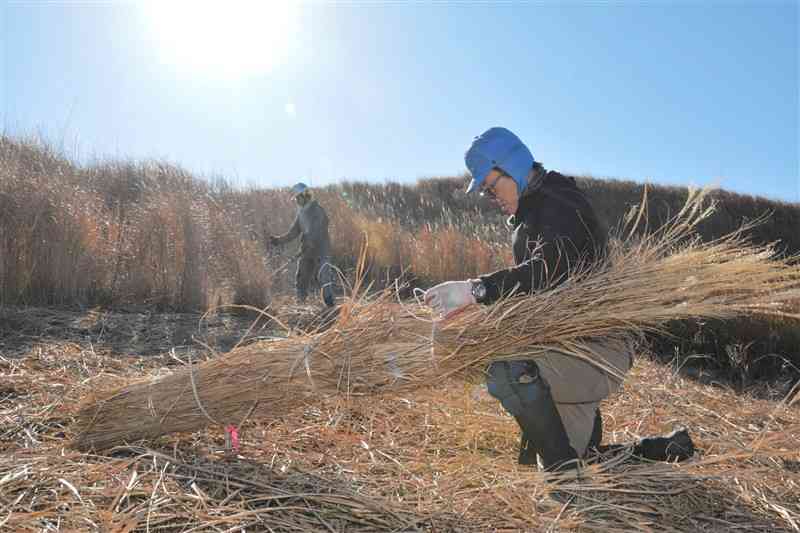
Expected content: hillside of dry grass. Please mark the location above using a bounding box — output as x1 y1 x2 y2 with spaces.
3 134 798 312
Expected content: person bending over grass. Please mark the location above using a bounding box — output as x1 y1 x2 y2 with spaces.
424 127 694 471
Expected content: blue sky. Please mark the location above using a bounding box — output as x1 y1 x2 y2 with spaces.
1 1 798 202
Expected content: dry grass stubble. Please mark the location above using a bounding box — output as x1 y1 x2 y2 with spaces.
1 343 799 531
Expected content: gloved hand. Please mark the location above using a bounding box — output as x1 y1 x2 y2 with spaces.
424 280 476 319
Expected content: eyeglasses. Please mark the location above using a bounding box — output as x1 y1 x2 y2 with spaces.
480 172 505 199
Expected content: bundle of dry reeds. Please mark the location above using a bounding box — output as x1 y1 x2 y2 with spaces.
73 189 800 450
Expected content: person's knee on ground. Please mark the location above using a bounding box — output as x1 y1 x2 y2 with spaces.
486 361 578 471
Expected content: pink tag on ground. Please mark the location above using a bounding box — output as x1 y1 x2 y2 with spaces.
225 425 240 452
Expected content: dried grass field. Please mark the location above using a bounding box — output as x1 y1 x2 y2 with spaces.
1 136 799 531
1 305 799 532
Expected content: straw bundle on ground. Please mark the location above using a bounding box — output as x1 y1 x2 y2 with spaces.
73 189 800 450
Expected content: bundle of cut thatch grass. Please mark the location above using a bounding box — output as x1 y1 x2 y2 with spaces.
73 189 800 451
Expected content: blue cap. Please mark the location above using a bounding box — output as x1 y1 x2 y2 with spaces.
464 127 535 194
290 182 308 195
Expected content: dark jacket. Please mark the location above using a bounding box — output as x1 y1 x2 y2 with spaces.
478 171 607 304
274 199 331 259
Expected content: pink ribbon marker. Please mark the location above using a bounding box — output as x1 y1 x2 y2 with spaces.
225 425 240 453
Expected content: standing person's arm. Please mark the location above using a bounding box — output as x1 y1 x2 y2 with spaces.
270 214 301 245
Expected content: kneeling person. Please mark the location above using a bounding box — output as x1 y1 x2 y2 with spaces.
424 127 694 470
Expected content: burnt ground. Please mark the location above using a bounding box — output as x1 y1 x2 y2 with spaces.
0 302 340 361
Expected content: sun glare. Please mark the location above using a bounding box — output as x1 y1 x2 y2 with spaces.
144 1 297 78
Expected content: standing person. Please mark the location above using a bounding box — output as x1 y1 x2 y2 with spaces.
424 127 694 471
269 183 335 307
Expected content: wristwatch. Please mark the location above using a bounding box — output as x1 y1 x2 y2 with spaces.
470 279 487 303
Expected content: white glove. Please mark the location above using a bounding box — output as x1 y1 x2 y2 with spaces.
424 280 476 320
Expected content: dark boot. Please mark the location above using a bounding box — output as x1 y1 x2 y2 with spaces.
587 408 603 451
322 284 335 307
515 421 538 466
487 361 578 471
509 378 578 471
591 426 694 463
319 260 336 308
634 427 695 462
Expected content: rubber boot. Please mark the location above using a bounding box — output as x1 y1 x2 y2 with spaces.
595 427 695 462
319 260 336 308
511 376 578 471
322 284 335 307
515 418 539 466
587 408 603 451
634 427 695 462
486 361 578 470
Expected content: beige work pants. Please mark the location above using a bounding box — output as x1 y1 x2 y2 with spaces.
535 338 635 456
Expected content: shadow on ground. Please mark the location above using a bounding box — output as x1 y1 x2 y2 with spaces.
0 306 274 358
0 303 343 360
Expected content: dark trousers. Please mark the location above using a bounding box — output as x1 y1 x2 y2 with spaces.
296 256 334 306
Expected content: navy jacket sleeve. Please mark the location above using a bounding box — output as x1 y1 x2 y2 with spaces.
478 205 592 304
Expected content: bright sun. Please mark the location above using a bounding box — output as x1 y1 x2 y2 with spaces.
144 1 297 78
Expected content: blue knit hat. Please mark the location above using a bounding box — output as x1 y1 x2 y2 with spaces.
464 127 535 194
